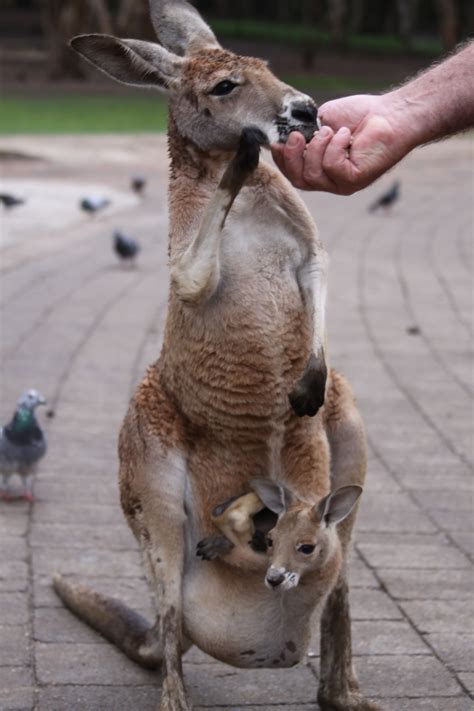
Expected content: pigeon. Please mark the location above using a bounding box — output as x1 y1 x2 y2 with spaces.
80 196 110 215
0 389 47 502
131 175 147 195
114 230 140 264
0 193 25 209
368 181 400 213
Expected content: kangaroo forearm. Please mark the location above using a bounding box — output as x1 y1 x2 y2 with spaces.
387 41 474 149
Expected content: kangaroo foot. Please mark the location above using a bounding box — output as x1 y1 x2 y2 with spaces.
317 692 384 711
196 535 234 561
289 352 327 417
160 674 191 711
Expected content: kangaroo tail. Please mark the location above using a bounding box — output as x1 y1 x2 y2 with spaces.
53 574 161 670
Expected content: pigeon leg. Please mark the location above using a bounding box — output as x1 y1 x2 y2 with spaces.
22 473 35 503
1 473 13 501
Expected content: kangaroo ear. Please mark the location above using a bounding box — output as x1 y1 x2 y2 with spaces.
150 0 220 56
250 479 294 515
316 485 362 526
70 34 184 91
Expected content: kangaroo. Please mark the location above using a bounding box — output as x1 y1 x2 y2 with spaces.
53 2 381 710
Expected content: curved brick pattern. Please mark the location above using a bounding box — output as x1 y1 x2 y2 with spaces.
0 134 472 710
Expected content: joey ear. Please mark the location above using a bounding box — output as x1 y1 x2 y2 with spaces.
70 34 183 90
250 479 294 515
316 485 363 526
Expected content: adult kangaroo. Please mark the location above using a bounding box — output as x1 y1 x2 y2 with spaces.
54 2 381 709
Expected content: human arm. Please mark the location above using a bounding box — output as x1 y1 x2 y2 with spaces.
271 41 474 195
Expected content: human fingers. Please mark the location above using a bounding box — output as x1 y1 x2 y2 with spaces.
280 132 308 189
301 126 338 191
321 126 361 194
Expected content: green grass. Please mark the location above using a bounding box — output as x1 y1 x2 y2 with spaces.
0 73 384 135
211 19 442 57
0 96 169 135
282 74 387 93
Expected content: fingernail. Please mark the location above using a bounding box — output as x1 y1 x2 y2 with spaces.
319 126 331 137
287 133 299 147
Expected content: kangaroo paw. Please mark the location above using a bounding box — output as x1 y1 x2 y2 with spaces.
221 126 266 198
196 535 234 561
289 352 327 417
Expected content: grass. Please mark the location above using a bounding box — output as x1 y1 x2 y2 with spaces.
0 72 384 134
0 96 169 135
211 19 443 57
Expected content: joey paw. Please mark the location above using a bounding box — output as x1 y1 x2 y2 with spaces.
196 535 234 561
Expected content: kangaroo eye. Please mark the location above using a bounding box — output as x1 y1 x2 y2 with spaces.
209 80 238 96
298 544 316 555
266 538 273 548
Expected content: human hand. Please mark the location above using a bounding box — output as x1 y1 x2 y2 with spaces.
271 93 414 195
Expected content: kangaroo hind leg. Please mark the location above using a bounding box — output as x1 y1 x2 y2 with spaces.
318 371 381 711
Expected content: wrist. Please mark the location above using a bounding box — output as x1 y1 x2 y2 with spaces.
380 89 427 153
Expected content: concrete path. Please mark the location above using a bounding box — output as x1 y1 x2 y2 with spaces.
0 133 472 711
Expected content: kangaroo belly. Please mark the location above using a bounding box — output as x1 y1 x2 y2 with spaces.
162 269 312 440
182 564 315 668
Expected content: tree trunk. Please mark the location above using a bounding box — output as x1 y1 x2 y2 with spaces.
396 0 419 48
117 0 151 38
350 0 365 34
88 0 113 34
328 0 346 48
276 0 291 23
436 0 458 52
40 0 89 80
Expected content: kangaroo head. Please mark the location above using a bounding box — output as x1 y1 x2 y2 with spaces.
70 0 318 152
251 479 362 591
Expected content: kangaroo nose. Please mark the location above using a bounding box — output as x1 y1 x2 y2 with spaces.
266 572 285 588
291 102 317 124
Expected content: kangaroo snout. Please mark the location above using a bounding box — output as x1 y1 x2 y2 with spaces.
290 101 318 125
278 96 319 143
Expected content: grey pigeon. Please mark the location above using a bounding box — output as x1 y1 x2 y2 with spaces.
114 230 140 264
131 175 147 195
0 389 47 502
368 181 400 213
0 193 25 209
80 196 110 215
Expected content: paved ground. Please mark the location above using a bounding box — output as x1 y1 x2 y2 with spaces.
0 133 473 711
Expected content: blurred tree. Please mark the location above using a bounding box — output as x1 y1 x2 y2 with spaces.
397 0 419 47
350 0 365 33
436 0 458 50
117 0 152 37
328 0 347 47
40 0 113 79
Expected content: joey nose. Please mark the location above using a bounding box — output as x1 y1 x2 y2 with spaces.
266 572 285 588
291 102 317 124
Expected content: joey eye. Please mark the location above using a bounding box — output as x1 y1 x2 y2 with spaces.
209 80 238 96
297 544 316 555
266 538 273 548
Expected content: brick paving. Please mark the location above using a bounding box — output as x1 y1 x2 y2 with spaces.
0 133 473 710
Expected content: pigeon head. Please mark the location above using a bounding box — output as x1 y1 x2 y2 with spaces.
17 390 47 411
